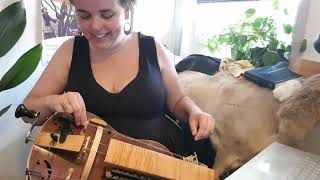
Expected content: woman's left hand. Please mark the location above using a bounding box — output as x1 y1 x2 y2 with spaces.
189 111 215 141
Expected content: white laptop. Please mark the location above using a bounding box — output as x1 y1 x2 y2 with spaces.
226 142 320 180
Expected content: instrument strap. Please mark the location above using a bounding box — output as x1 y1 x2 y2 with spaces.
80 126 103 180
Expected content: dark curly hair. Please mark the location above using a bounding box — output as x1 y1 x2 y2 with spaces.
69 0 136 13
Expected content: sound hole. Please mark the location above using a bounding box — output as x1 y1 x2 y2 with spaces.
44 160 52 179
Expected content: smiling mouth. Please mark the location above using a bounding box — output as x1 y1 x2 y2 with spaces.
95 33 109 39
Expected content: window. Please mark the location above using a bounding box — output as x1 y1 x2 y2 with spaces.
180 0 301 58
133 0 301 60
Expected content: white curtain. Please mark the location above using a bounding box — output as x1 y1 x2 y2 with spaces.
133 0 184 63
133 0 176 51
179 0 199 58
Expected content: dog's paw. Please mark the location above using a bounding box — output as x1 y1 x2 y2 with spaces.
273 79 302 102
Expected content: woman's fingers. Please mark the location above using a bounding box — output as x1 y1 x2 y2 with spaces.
195 115 209 140
63 92 87 126
64 92 81 125
46 92 87 126
190 112 215 141
75 93 88 126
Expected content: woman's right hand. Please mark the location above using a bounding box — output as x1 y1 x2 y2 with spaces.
46 92 88 126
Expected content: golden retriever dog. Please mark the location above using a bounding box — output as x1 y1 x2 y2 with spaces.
178 71 320 177
277 74 320 148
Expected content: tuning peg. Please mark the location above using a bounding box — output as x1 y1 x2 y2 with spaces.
53 112 75 124
15 104 40 119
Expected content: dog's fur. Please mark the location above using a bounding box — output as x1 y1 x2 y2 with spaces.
277 74 320 148
273 79 302 102
178 71 320 177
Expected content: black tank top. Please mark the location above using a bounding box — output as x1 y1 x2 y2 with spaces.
65 33 183 153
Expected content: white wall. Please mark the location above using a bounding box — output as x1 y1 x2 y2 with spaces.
0 0 43 179
289 0 320 76
292 0 320 62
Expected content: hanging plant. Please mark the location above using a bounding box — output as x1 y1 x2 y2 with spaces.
0 0 42 117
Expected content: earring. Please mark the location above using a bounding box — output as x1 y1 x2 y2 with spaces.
124 22 131 35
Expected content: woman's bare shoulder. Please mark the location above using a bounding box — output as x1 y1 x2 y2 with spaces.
54 37 75 59
49 37 76 68
27 37 76 97
153 38 174 71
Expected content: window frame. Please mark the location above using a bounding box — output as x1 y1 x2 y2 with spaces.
197 0 259 3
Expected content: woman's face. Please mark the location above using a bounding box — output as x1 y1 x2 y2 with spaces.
73 0 128 50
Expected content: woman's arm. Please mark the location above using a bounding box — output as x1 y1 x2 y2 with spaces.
23 38 87 126
155 40 215 141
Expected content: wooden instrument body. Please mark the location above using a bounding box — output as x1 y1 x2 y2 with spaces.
27 112 217 180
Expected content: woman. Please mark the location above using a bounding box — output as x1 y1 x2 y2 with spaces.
23 0 215 164
42 7 57 39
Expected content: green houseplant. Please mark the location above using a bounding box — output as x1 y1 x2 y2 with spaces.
0 1 42 117
203 0 302 67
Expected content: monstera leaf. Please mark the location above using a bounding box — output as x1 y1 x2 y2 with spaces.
0 44 42 92
0 105 11 118
0 1 26 57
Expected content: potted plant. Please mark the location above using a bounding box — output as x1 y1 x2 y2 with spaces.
203 0 305 67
